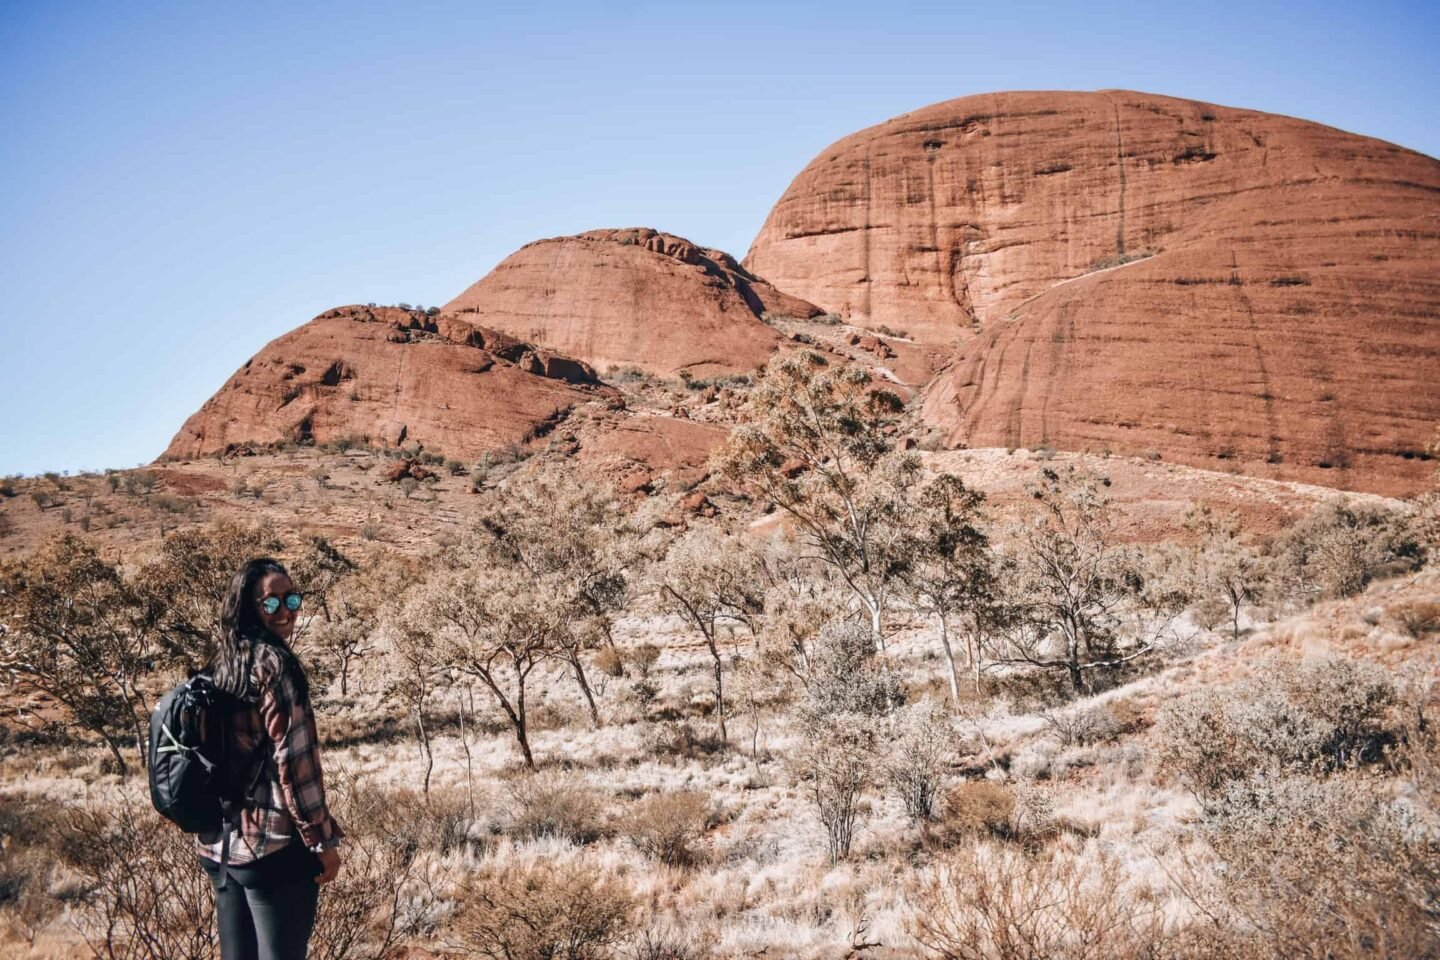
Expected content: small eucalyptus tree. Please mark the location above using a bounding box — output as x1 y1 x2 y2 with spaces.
714 351 919 651
655 524 767 743
900 474 995 703
997 467 1181 694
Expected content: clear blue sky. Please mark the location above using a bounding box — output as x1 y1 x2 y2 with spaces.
2 1 1436 476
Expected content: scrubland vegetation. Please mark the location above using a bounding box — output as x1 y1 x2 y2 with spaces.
1 353 1437 958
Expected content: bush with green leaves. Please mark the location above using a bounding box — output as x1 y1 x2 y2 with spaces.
1269 499 1423 604
802 619 904 720
1154 656 1399 801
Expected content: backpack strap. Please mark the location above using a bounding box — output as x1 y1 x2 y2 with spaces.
216 811 234 891
211 642 258 892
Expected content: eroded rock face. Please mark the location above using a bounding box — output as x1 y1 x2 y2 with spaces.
443 228 824 378
747 90 1440 494
164 306 609 461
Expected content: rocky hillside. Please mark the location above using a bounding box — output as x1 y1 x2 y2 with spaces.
160 92 1438 498
745 90 1440 495
164 306 610 462
444 228 823 377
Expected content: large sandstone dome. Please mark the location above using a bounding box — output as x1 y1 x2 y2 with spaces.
165 306 609 461
746 90 1440 495
443 227 823 377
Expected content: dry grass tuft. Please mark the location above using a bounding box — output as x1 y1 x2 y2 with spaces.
907 840 1173 960
506 771 610 844
452 859 635 960
618 790 713 866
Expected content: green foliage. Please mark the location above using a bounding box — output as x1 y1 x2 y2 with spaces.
802 620 904 721
714 352 917 647
1155 656 1399 801
0 535 157 773
1269 498 1423 604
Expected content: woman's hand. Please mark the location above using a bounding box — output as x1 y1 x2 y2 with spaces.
315 847 341 885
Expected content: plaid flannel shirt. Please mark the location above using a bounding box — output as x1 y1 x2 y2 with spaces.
196 647 344 865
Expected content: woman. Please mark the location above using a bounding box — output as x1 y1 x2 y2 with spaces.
197 557 345 960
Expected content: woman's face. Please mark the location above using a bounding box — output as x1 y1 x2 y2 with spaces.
253 571 298 641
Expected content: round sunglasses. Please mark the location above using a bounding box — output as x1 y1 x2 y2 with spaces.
259 592 303 615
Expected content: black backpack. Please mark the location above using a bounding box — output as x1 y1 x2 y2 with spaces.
148 668 263 888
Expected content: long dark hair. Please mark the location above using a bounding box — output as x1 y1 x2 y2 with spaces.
213 557 308 700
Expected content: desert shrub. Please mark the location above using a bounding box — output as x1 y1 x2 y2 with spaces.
651 721 727 761
0 795 65 946
884 700 954 822
605 365 653 384
934 781 1016 844
1039 702 1120 747
1007 741 1060 781
985 664 1075 712
1392 599 1440 639
507 772 608 844
627 923 715 960
529 700 580 732
1281 657 1397 763
306 777 450 958
1185 771 1440 959
123 471 158 497
803 620 905 720
1155 679 1330 799
1154 657 1399 800
618 790 712 866
626 643 661 679
792 711 877 863
348 782 474 860
453 859 635 960
593 646 625 679
1269 499 1423 603
57 794 217 960
907 840 1171 960
1105 697 1151 736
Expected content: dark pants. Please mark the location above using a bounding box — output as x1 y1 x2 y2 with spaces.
199 840 322 960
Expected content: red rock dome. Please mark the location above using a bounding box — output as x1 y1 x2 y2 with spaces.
443 228 822 378
164 306 608 461
746 90 1440 494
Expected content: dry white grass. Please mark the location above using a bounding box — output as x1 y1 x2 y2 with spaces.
3 565 1436 959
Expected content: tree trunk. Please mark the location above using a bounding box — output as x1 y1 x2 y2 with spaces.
416 698 433 796
101 733 129 779
513 714 535 770
514 669 536 769
569 652 602 728
936 614 962 707
708 637 728 743
1066 629 1085 694
458 684 475 819
967 622 984 695
868 601 885 653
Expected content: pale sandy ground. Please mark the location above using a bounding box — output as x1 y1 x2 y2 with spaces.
4 563 1434 959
